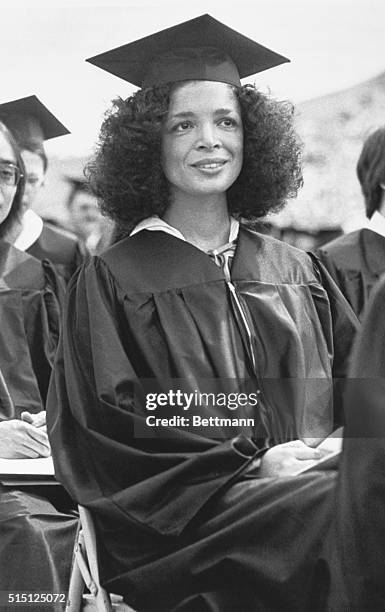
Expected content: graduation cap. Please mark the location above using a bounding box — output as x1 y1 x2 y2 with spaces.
0 95 69 148
86 14 289 88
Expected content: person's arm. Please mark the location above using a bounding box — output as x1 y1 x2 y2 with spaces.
47 257 266 538
308 252 361 426
23 260 63 407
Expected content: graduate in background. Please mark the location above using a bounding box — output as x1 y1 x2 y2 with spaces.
48 15 360 611
0 95 87 282
0 120 76 610
66 176 115 254
325 272 385 610
317 126 385 319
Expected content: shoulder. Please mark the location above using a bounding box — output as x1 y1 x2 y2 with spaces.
28 222 85 260
97 232 160 284
318 230 364 260
41 223 84 252
241 226 310 261
238 226 317 283
319 228 385 268
101 231 164 264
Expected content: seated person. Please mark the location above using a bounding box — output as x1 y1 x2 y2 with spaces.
0 95 87 283
317 126 385 319
48 17 362 612
0 121 76 610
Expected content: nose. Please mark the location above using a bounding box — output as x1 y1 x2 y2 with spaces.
196 122 220 150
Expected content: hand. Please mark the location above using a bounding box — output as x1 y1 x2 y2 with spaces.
21 410 46 430
0 419 51 459
259 440 322 478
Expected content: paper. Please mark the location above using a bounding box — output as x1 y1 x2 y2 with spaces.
0 456 54 476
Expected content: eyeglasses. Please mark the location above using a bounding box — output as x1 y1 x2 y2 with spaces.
0 162 23 187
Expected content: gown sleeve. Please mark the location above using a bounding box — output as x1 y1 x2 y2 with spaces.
47 257 262 538
0 259 62 420
308 252 361 425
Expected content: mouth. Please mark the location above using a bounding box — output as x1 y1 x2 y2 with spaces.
191 159 228 170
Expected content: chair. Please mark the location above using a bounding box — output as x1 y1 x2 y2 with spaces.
66 505 135 612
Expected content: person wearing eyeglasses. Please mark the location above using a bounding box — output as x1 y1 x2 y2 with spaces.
0 121 76 610
0 96 87 283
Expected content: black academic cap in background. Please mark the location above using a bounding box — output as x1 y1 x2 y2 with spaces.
0 95 69 148
86 14 289 88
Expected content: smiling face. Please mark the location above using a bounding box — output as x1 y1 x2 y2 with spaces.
0 131 18 226
161 81 243 203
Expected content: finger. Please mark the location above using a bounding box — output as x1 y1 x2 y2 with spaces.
285 440 310 447
32 411 47 427
22 424 51 448
278 459 316 477
35 444 51 457
294 447 323 461
20 436 51 457
20 411 34 424
17 446 41 459
21 411 46 428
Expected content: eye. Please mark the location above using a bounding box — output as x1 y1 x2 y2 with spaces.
173 121 194 132
26 177 40 186
0 168 15 184
218 117 238 128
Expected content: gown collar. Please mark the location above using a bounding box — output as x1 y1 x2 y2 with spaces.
14 209 44 251
130 215 239 249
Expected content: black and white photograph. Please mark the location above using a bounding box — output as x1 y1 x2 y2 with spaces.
0 1 385 610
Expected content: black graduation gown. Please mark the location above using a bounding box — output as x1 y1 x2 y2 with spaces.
48 227 359 611
0 242 77 611
317 228 385 319
0 240 63 418
27 221 87 284
322 275 385 611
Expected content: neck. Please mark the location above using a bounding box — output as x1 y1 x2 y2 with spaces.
163 193 231 251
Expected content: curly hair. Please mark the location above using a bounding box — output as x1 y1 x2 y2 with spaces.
356 126 385 219
87 83 302 233
0 122 25 239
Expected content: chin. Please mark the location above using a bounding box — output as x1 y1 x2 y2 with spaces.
189 180 236 197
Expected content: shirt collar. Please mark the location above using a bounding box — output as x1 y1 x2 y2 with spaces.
365 210 385 239
14 209 44 251
130 215 240 250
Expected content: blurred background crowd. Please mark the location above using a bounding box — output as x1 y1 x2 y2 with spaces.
2 0 384 252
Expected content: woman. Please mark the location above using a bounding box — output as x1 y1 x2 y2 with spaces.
0 121 76 610
48 16 359 612
0 95 87 284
